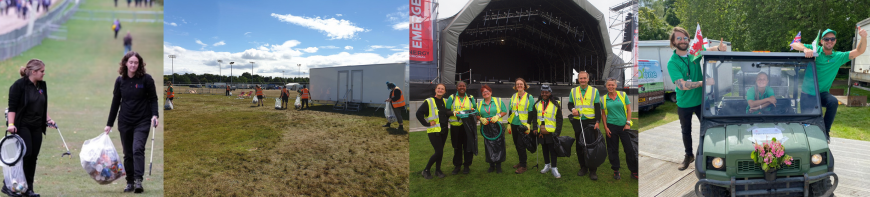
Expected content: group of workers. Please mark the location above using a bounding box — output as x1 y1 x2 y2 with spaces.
163 83 311 110
417 72 637 180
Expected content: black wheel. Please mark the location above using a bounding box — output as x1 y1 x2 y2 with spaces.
667 93 677 103
810 177 833 197
701 184 729 197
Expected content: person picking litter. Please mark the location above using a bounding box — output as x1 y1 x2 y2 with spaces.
382 82 406 130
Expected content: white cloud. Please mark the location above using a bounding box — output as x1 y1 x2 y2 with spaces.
336 14 343 17
164 21 178 26
365 45 396 51
270 13 369 40
345 46 353 50
212 36 219 39
244 32 252 37
320 45 339 49
387 5 409 30
195 39 208 49
302 47 318 53
162 42 407 77
213 41 226 46
182 19 187 24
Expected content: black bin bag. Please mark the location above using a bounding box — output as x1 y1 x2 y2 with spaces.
460 115 478 155
523 133 537 153
578 124 607 168
554 136 575 157
479 123 506 163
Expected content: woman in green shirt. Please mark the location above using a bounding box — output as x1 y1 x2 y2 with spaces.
476 84 508 173
746 72 776 114
601 79 637 180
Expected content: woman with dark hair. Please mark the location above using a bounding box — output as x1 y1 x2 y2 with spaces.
476 84 507 173
532 85 563 178
104 51 159 193
5 59 56 197
416 84 451 179
507 78 535 174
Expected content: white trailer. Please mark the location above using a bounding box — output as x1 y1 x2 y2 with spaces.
309 63 409 108
849 18 870 88
638 40 731 102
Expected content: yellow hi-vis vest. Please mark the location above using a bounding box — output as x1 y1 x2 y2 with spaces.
602 91 632 126
477 97 502 119
571 86 598 120
536 100 560 131
448 93 475 126
424 97 443 133
509 92 531 127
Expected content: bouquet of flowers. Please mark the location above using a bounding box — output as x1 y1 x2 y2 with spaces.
750 138 794 172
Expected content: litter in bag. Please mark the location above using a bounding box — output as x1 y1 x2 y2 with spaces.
80 133 125 185
384 102 397 123
479 123 505 163
275 98 282 109
164 99 173 110
554 136 575 157
252 96 259 104
1 135 27 195
294 96 301 109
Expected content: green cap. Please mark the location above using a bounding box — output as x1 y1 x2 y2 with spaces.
822 29 837 37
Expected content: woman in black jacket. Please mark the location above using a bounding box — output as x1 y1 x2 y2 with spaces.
5 59 56 197
416 84 451 179
104 52 159 193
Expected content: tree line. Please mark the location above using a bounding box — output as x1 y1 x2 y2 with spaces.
163 72 309 84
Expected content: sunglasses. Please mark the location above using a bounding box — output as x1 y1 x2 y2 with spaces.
675 37 690 41
823 37 836 42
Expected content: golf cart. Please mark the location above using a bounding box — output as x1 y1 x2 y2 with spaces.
693 52 837 196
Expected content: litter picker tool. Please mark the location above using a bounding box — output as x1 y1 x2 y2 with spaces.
149 122 156 176
46 123 71 158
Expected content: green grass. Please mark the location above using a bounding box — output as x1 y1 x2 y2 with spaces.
0 1 163 195
638 101 679 132
164 92 409 196
409 119 638 196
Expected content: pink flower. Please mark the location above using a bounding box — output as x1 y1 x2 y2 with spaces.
784 159 791 165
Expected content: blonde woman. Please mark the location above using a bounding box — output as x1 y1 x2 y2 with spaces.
506 78 534 174
416 84 452 179
601 78 637 180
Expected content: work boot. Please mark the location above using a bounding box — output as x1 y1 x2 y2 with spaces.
515 166 527 174
421 170 433 179
551 167 561 179
22 191 38 197
577 167 588 176
678 154 695 171
451 166 461 175
434 170 446 178
398 125 404 131
540 164 551 174
462 165 470 174
134 178 144 193
488 165 495 173
613 171 621 180
512 163 521 169
496 164 503 173
589 170 599 181
1 186 19 197
382 123 391 127
123 183 134 192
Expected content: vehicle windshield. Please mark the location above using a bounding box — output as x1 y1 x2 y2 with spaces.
702 58 821 117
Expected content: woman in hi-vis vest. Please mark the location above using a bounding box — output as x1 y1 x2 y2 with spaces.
415 84 451 179
532 85 563 178
506 78 535 174
476 84 507 173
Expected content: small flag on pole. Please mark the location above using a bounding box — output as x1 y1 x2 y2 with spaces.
688 23 709 61
789 31 801 51
811 29 821 54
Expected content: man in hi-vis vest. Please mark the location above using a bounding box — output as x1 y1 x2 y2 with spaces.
568 71 603 180
445 81 476 175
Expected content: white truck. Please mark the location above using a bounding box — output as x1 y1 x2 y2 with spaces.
638 40 731 102
849 18 870 90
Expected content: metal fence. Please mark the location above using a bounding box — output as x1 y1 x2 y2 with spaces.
164 83 307 95
0 0 78 61
71 9 163 23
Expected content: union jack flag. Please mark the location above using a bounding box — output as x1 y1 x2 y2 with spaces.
790 31 801 50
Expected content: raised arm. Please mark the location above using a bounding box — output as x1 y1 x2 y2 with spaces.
850 27 868 60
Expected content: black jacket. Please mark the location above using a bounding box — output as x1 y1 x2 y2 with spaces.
7 77 48 133
415 97 451 129
106 74 159 127
530 98 563 143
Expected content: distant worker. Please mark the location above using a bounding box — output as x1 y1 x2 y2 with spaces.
255 85 264 107
382 82 405 130
297 85 310 110
165 81 174 105
226 84 231 96
113 19 122 39
281 86 290 109
123 31 132 55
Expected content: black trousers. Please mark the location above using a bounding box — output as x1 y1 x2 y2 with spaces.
118 121 151 183
541 136 558 168
425 130 449 171
606 123 638 173
450 125 472 167
573 119 598 172
301 99 309 109
114 30 119 39
677 105 702 156
281 96 289 109
10 124 44 193
226 90 230 96
510 124 527 167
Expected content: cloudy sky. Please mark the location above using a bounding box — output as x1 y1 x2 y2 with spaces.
163 0 409 78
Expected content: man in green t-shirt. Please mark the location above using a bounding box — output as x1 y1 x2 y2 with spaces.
790 27 867 139
666 26 726 171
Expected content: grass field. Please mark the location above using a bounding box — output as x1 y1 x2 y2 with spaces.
409 119 638 196
638 102 679 132
164 91 410 196
0 0 164 196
